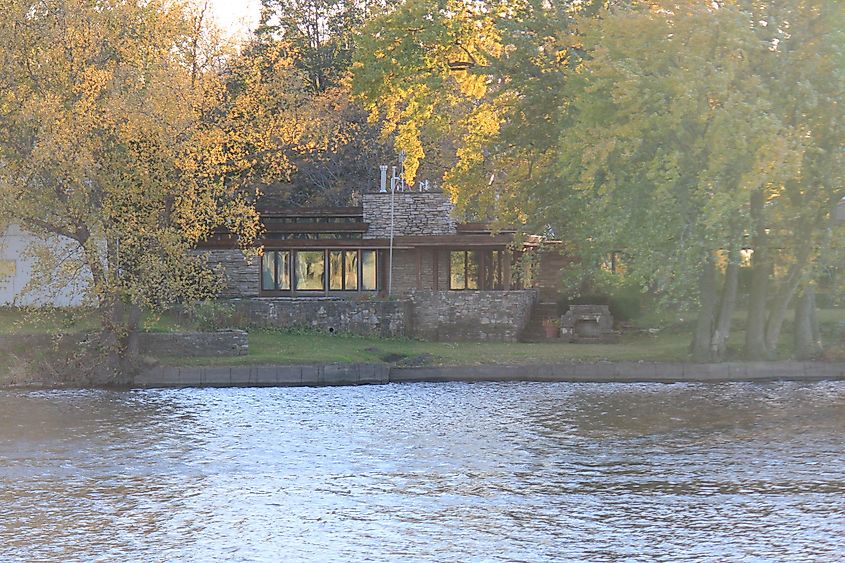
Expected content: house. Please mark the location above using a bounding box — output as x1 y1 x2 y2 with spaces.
1 184 568 341
199 187 569 341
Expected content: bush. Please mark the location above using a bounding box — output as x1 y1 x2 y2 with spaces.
186 301 237 331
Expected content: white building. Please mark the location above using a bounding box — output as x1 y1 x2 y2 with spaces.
0 224 86 307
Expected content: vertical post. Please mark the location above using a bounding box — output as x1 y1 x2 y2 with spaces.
416 248 422 290
388 166 396 296
379 164 388 193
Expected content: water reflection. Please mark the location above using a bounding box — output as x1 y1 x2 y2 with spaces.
1 382 844 561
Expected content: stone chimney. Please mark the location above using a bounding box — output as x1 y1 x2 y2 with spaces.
362 190 458 239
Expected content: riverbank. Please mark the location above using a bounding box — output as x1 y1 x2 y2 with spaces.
132 360 845 388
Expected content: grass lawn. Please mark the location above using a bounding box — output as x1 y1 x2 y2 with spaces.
2 306 844 369
163 329 695 367
0 307 201 335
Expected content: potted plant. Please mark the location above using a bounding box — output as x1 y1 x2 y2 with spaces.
542 318 560 339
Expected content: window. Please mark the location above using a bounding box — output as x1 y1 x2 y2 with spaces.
329 250 359 291
262 249 378 293
0 260 15 279
296 251 325 290
362 250 377 290
485 250 504 290
450 250 479 290
261 251 290 291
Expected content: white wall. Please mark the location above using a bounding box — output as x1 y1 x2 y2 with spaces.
0 224 87 307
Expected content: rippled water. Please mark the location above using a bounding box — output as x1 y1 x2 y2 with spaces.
1 382 845 562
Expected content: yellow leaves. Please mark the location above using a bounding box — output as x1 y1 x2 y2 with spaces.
454 71 488 98
395 121 425 183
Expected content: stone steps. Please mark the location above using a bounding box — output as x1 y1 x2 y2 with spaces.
519 302 562 343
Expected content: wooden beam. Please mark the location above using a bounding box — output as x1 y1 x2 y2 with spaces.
416 248 422 290
433 249 439 291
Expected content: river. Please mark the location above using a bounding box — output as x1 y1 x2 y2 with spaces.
1 381 844 561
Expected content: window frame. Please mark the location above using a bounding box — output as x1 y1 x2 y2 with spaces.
260 249 379 295
260 250 291 292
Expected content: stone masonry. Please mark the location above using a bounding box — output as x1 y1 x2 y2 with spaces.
228 297 408 338
409 290 538 342
362 191 457 238
201 249 259 298
139 330 249 357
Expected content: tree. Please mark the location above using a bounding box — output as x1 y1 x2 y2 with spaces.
257 0 400 92
740 0 845 359
352 0 607 215
0 0 259 382
552 2 803 361
354 0 845 361
216 38 393 208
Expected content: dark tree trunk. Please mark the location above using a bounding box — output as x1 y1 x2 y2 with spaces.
121 304 143 376
712 247 740 361
745 191 770 360
794 285 823 360
691 253 718 362
764 240 811 357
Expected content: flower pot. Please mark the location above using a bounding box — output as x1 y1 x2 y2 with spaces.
543 324 559 339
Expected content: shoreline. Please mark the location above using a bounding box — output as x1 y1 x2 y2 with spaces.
130 360 845 388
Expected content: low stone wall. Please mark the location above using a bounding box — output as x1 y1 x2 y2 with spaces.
408 290 537 342
139 331 248 357
227 298 409 338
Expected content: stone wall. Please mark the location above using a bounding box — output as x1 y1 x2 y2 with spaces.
140 331 248 357
389 249 420 294
408 290 537 342
201 250 260 298
362 191 457 238
227 298 408 338
386 248 452 294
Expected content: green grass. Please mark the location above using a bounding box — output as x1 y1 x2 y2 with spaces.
0 307 100 335
163 329 693 367
0 307 200 335
3 305 844 371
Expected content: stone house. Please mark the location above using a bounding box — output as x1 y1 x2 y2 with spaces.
200 188 569 341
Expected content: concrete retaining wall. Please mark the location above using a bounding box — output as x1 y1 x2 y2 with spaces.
134 361 845 388
389 361 845 383
135 363 390 388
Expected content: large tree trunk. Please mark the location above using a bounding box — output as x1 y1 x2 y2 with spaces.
712 246 740 361
745 191 770 360
764 248 811 358
120 304 143 377
794 285 823 360
691 253 718 362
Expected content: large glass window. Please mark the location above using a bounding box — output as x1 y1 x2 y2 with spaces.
296 251 325 290
361 250 377 291
344 251 358 290
262 249 377 293
261 251 290 291
330 250 360 291
329 251 344 290
483 250 504 290
450 250 480 290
